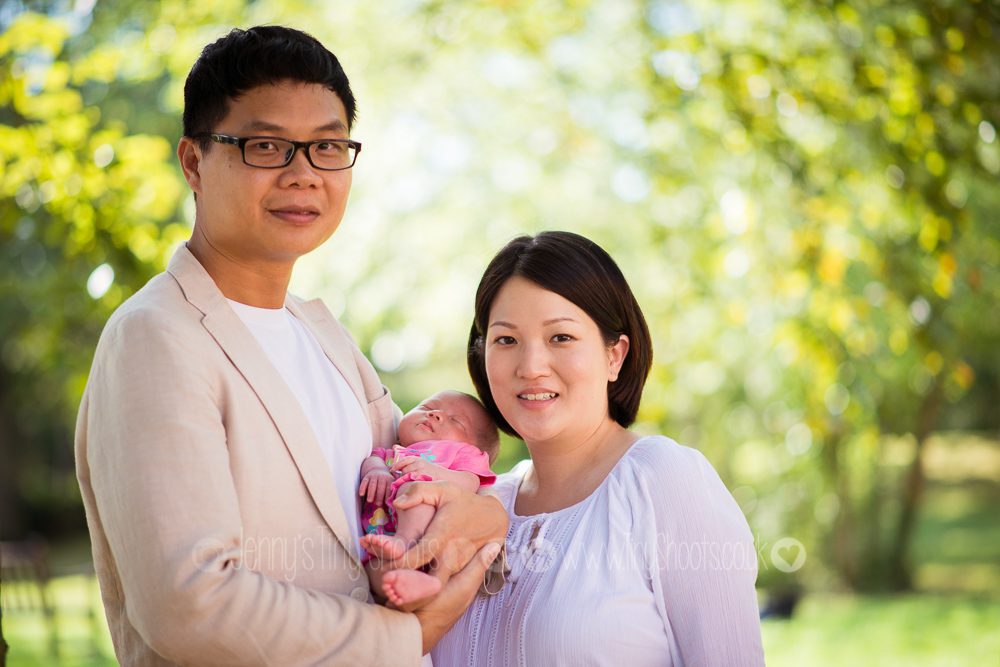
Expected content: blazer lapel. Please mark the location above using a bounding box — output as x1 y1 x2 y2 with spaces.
166 247 361 567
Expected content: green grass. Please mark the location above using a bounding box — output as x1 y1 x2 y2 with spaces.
3 575 115 667
762 593 1000 666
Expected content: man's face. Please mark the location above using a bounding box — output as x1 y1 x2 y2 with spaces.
180 80 353 266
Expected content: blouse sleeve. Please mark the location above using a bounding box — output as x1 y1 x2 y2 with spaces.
633 438 765 666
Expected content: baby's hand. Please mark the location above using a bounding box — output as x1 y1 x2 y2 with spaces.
390 455 444 480
359 468 394 505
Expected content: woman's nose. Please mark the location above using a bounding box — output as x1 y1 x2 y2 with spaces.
516 343 550 379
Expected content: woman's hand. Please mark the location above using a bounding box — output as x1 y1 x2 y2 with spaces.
358 468 394 505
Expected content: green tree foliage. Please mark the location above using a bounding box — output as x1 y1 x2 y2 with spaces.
0 8 190 535
1 0 997 592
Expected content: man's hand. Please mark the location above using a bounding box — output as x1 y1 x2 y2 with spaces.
414 542 500 653
386 480 508 651
386 480 507 571
358 468 394 505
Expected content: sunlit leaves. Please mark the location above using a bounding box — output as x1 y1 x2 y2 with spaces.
0 0 996 585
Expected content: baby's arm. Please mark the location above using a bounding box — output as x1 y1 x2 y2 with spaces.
359 455 394 505
390 456 481 493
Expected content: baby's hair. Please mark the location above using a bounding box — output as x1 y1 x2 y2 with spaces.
460 392 501 465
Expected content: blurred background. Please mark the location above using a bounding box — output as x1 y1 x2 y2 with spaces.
1 0 998 665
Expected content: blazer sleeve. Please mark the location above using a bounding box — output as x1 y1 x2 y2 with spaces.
82 308 422 666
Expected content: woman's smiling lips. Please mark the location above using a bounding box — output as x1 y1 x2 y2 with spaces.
517 389 559 409
268 206 320 223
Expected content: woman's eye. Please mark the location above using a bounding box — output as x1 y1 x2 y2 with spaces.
552 334 574 343
494 336 516 345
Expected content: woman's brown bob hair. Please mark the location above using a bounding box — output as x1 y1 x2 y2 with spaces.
467 231 653 436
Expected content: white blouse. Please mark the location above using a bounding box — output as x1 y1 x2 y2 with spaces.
431 436 765 666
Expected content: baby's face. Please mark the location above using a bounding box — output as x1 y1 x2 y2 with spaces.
398 391 487 447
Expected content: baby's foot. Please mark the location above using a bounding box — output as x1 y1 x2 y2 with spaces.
361 534 408 560
383 569 442 610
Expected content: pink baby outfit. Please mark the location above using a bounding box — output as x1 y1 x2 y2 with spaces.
360 439 496 538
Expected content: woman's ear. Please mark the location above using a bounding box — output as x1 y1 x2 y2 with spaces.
607 334 630 382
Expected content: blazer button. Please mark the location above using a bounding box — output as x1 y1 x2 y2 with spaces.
350 586 370 602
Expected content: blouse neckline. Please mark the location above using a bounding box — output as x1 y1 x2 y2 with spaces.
506 435 658 521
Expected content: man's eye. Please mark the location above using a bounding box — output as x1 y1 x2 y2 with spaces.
248 141 279 152
314 141 347 154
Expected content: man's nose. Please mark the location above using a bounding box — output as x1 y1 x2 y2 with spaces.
280 147 322 187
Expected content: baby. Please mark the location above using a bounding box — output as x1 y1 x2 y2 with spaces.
359 390 499 609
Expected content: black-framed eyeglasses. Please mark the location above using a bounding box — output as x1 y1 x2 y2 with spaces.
196 133 361 171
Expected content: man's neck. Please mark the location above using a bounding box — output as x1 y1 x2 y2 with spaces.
187 230 293 309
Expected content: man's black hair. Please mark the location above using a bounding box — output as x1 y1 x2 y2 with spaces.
182 26 356 147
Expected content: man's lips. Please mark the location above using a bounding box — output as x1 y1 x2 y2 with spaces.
268 206 320 223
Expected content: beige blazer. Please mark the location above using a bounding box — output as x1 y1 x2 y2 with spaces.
75 246 422 666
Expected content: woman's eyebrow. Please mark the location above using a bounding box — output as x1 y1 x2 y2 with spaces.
488 321 516 329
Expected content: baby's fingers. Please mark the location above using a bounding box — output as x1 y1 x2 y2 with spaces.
390 456 415 472
367 477 382 503
373 479 388 505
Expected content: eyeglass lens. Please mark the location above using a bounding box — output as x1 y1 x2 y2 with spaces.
244 138 356 169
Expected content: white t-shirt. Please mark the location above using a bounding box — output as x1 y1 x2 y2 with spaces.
228 299 371 556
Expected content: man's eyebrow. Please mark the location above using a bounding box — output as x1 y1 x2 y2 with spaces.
239 120 348 134
316 120 348 133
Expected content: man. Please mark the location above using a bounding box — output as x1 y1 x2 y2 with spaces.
75 26 506 666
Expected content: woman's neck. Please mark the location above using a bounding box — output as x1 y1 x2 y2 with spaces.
516 418 638 515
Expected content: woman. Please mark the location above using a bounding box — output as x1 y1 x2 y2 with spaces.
432 232 765 666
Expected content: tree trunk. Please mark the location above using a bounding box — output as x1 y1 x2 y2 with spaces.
822 428 859 588
888 374 945 591
1 543 7 666
0 368 23 540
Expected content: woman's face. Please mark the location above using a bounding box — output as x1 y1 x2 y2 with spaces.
484 276 629 447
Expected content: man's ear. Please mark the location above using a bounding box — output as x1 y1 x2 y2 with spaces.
177 137 204 195
607 334 630 382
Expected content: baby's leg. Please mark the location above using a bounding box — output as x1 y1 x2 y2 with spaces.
360 487 435 560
